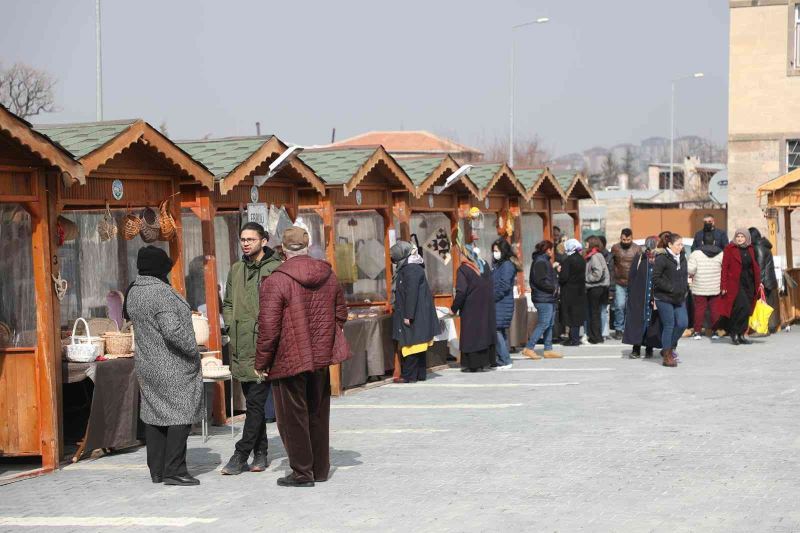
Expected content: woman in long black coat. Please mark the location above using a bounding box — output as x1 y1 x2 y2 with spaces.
390 241 441 383
622 236 659 358
558 239 587 346
452 243 496 372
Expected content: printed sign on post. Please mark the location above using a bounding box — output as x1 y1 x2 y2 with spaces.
247 203 268 227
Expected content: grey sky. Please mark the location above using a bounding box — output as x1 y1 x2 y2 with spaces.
2 0 728 156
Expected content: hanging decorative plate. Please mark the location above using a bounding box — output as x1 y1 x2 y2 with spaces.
250 185 259 204
355 190 363 206
428 194 434 208
112 179 124 200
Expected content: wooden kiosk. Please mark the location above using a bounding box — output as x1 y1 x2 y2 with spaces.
553 171 594 242
176 135 326 422
297 146 416 395
0 106 84 473
757 172 800 325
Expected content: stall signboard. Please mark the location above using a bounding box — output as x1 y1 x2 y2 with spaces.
247 203 268 227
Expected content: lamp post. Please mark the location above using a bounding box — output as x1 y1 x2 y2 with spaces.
509 17 549 168
669 72 704 189
96 0 103 121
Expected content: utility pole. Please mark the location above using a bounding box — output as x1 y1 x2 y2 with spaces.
96 0 103 121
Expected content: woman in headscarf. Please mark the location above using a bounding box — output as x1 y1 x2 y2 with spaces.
749 227 779 334
492 238 517 369
124 246 203 486
390 240 440 383
452 233 497 372
719 228 761 345
558 239 587 346
622 236 659 358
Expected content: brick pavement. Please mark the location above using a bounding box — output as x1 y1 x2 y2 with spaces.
1 330 800 532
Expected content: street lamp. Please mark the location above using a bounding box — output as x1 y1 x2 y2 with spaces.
509 17 549 167
669 72 704 190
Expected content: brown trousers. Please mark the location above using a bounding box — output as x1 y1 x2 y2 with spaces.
272 368 331 482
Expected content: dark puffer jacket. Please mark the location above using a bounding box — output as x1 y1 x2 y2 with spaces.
392 262 441 346
530 251 558 304
255 255 350 380
493 259 517 329
652 250 689 305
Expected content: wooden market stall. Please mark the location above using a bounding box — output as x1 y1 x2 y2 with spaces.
296 145 416 394
0 105 84 474
757 171 800 325
176 135 326 422
553 171 594 242
33 119 214 463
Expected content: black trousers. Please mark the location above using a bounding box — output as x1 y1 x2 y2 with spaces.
235 380 270 456
587 287 606 343
400 351 428 383
569 326 581 343
145 423 191 478
272 369 331 483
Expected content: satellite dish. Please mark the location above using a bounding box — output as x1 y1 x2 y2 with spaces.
708 170 728 205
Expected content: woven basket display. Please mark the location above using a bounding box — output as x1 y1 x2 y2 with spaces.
139 207 161 243
202 357 230 379
97 204 118 242
122 211 141 240
0 322 11 348
103 331 133 355
158 199 177 241
66 318 102 363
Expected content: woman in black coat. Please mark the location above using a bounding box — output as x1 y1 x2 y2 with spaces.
622 236 659 358
652 232 689 367
749 227 779 333
452 243 496 372
558 239 587 346
390 241 440 383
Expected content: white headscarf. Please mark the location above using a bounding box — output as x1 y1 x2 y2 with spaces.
565 238 582 256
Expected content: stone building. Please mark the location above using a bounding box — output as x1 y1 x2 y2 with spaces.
728 0 800 240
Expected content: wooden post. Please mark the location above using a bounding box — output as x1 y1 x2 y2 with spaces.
320 196 342 396
169 180 186 296
785 208 795 270
197 188 225 424
30 170 60 470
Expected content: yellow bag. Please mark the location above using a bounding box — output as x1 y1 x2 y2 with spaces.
748 287 774 335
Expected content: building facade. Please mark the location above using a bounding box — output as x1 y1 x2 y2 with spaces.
729 0 800 243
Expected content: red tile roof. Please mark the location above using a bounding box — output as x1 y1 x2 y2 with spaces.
332 130 482 157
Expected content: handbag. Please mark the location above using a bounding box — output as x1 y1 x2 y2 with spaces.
645 307 663 349
748 285 774 335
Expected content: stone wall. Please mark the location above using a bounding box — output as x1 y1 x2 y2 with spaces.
727 139 780 234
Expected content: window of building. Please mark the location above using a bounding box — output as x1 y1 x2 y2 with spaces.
409 212 453 295
0 204 36 347
334 210 387 304
788 139 800 172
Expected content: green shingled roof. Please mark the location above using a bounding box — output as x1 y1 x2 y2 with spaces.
555 173 575 192
298 148 376 186
176 136 274 179
34 120 137 159
514 168 546 190
397 157 446 186
468 163 502 189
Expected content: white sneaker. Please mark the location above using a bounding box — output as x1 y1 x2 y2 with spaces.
711 334 719 340
693 333 701 340
497 364 513 370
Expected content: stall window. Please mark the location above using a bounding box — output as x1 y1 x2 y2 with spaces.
553 213 576 242
214 212 242 300
58 210 168 329
521 213 544 289
409 212 453 295
334 210 386 303
0 204 36 347
182 210 206 311
297 210 327 260
474 212 498 265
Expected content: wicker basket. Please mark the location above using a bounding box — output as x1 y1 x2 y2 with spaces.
202 359 230 379
66 318 102 363
139 207 161 243
158 199 177 241
192 313 210 347
0 322 11 348
97 204 118 242
122 212 141 240
103 331 133 355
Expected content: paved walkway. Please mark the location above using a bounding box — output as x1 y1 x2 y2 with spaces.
1 330 799 532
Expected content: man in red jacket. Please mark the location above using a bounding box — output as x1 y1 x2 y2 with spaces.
255 226 350 487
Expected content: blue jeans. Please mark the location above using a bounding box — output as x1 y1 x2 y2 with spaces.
496 329 511 366
526 302 555 351
612 284 628 332
655 300 688 350
601 303 610 338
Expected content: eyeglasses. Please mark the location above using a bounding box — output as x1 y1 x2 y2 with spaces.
240 238 262 244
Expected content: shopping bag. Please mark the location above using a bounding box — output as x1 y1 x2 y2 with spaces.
645 308 663 349
748 286 774 335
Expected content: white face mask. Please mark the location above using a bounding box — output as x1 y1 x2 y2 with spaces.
493 251 502 261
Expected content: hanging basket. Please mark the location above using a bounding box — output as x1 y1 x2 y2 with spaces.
139 207 161 243
158 199 177 241
122 210 141 241
98 204 118 242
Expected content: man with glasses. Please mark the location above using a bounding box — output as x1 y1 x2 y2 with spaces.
221 222 282 475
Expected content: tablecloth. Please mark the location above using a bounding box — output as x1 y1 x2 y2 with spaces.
342 314 394 389
508 297 530 348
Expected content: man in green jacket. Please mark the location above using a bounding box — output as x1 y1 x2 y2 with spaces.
221 222 282 475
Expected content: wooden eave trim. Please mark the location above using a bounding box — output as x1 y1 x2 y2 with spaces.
523 168 567 203
288 157 327 196
758 167 800 196
0 107 85 185
218 136 284 194
478 163 526 200
415 156 459 197
566 174 595 202
343 146 415 197
80 120 215 189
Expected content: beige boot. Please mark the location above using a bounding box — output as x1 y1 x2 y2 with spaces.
543 350 563 359
521 348 542 360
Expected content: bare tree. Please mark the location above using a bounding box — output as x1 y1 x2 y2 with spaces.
0 63 57 119
479 136 551 166
601 152 618 186
621 147 637 182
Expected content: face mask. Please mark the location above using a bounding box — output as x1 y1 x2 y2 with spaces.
703 222 713 232
621 242 631 250
493 251 502 261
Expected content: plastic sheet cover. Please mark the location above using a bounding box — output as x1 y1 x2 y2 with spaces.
0 204 36 347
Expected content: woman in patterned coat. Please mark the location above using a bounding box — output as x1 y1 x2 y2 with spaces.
125 246 203 486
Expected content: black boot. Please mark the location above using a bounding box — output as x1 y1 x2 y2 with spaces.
644 347 654 359
730 334 740 346
738 334 752 345
630 345 641 359
221 452 250 475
